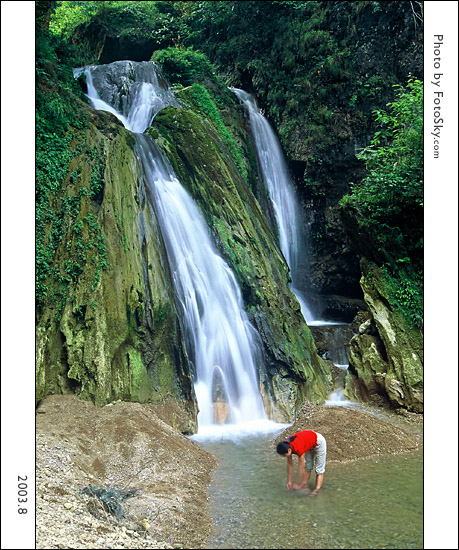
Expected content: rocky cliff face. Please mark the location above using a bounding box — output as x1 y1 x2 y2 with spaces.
36 101 198 432
344 260 423 413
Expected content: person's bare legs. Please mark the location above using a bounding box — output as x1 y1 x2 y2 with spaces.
299 470 312 493
309 473 324 496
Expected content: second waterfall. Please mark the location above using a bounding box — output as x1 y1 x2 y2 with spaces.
232 89 319 324
77 61 267 429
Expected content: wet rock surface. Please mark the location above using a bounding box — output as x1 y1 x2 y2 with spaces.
346 261 423 413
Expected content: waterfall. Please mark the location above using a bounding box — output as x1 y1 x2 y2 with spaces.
135 134 267 427
309 323 359 407
232 88 321 324
74 61 180 133
75 62 268 428
232 89 362 412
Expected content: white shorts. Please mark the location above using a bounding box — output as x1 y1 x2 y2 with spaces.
305 432 327 474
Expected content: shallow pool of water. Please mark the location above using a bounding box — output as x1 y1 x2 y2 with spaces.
196 431 423 549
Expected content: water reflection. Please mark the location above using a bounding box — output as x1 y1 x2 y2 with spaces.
198 433 422 549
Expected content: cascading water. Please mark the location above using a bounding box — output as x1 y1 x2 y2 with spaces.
74 61 180 133
135 134 267 427
232 89 320 324
232 89 360 409
232 88 362 406
75 62 268 429
323 327 353 406
301 322 359 407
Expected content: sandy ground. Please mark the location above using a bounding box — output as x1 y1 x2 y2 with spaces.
35 395 422 549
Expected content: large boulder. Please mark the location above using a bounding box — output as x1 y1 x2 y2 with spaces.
345 260 423 412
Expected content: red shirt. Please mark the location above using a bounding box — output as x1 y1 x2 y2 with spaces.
290 430 318 456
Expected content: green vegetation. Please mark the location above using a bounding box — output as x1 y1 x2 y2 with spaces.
51 1 170 38
381 265 423 329
340 77 423 260
179 1 356 150
180 83 247 181
151 46 216 87
49 1 184 53
150 45 251 183
36 106 109 321
340 77 423 327
36 10 108 321
47 1 420 163
345 78 422 214
40 1 423 317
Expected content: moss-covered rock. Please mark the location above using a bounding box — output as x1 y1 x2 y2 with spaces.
149 103 332 421
36 106 197 432
345 260 423 412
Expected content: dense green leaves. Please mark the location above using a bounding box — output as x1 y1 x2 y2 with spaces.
341 78 423 254
50 1 183 47
357 78 423 171
151 47 216 87
36 22 108 321
340 77 423 327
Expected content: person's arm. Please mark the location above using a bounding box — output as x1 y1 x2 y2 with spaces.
292 454 306 490
286 455 293 489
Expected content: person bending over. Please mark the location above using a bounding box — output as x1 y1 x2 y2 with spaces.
276 430 327 496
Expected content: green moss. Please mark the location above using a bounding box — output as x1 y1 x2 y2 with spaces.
36 92 108 323
128 349 152 403
177 84 248 182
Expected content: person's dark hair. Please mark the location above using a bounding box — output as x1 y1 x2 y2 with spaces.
276 440 291 455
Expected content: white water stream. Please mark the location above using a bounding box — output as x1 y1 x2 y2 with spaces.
233 89 341 327
75 62 269 430
74 61 180 133
135 133 267 427
232 89 363 410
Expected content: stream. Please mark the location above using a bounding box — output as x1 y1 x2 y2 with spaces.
190 321 422 550
193 430 423 549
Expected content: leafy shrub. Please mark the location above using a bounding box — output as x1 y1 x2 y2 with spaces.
340 76 423 263
151 47 217 87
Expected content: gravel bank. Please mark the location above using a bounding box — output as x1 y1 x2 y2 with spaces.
36 395 216 549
